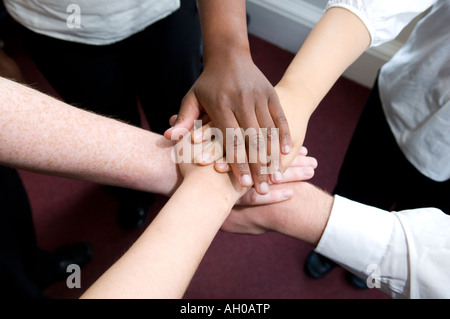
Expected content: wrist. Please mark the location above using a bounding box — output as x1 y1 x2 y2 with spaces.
203 40 251 68
183 166 247 210
274 83 315 171
197 0 251 68
271 182 333 245
276 79 317 118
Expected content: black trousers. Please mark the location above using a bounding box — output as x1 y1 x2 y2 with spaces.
18 0 202 207
0 166 54 298
334 78 450 214
21 0 202 133
0 2 57 298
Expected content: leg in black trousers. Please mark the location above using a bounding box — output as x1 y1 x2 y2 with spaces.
0 166 46 298
131 0 202 135
0 166 93 298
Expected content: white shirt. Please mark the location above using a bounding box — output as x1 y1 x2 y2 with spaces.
327 0 450 182
316 195 450 299
4 0 180 45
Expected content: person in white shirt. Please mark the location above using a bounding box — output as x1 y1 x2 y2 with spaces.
300 0 450 288
221 180 450 299
194 0 450 298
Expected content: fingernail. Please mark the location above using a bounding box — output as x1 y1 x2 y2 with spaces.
309 158 318 167
164 126 173 135
282 189 293 199
215 162 228 171
304 167 314 176
283 144 291 154
201 152 211 162
241 174 252 186
194 130 203 141
260 182 269 194
273 171 282 182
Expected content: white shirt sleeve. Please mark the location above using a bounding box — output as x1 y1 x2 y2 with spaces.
316 195 450 299
326 0 436 47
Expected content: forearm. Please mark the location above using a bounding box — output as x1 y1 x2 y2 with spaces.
269 183 333 245
277 7 371 168
0 77 181 196
279 7 370 110
82 167 245 298
226 182 333 246
197 0 250 64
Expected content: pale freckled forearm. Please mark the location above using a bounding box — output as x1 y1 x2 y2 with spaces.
0 77 181 195
82 166 244 299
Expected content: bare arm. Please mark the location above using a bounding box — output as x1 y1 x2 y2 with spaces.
166 0 292 195
197 7 370 174
82 157 246 298
0 77 181 196
275 7 371 169
0 75 317 200
224 181 450 299
223 182 333 245
0 76 318 298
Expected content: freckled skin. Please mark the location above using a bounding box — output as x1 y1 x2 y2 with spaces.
0 77 181 196
0 77 244 299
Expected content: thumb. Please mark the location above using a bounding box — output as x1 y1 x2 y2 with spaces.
169 114 178 127
164 90 202 140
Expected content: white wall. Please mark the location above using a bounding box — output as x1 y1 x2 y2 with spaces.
302 0 328 9
246 0 406 88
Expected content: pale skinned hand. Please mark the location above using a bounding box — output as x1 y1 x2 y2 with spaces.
221 182 334 247
234 146 317 206
221 182 297 235
164 53 292 196
171 121 317 207
193 140 317 206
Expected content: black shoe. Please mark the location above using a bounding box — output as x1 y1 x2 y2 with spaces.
104 186 154 229
304 251 337 279
52 242 93 276
117 202 150 229
345 271 368 289
35 242 93 288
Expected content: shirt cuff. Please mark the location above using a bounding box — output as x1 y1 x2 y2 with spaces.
315 195 395 277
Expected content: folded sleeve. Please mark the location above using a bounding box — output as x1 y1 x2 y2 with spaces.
326 0 436 47
315 196 396 286
316 195 450 298
392 208 450 298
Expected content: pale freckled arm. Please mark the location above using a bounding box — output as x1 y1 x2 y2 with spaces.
0 76 244 299
0 77 181 196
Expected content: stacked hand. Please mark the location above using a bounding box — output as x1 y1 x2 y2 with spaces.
165 55 292 195
171 118 317 207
